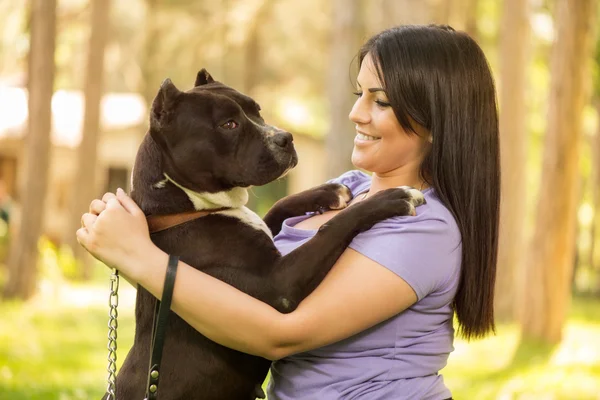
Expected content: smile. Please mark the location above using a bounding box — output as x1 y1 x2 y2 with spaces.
355 132 381 141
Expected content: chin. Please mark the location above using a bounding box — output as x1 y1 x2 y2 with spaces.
351 151 369 171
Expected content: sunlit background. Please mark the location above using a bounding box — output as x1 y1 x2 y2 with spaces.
1 0 600 399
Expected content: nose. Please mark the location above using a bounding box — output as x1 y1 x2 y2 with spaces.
273 131 293 148
348 97 370 125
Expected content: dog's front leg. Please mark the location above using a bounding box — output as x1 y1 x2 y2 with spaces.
265 187 424 312
263 183 352 236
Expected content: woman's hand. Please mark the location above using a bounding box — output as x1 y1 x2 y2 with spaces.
77 188 157 281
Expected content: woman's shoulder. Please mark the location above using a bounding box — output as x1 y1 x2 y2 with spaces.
417 190 460 234
372 189 459 240
349 190 462 300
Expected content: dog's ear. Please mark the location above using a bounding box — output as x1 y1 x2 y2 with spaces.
151 78 182 126
195 69 215 86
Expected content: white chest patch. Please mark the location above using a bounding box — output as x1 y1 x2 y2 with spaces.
216 207 273 240
156 173 272 239
164 173 249 209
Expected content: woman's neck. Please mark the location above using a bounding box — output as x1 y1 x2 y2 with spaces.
368 168 428 195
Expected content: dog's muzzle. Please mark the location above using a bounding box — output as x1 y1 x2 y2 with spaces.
267 130 296 165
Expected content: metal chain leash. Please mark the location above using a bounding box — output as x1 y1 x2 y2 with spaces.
106 268 120 400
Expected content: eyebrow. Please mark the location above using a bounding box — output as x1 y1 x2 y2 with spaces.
355 82 385 93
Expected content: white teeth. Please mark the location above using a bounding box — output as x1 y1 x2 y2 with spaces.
356 132 381 141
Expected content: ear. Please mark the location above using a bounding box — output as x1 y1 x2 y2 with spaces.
151 78 182 125
195 69 215 86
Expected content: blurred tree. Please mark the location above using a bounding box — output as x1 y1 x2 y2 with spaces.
589 36 600 293
141 0 161 108
65 0 112 280
495 0 531 322
464 0 479 40
326 0 362 179
3 0 57 300
592 124 600 294
441 0 479 39
367 0 442 34
241 0 284 212
243 0 274 97
0 2 28 82
521 0 598 343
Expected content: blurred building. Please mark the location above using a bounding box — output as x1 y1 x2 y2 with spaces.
0 86 146 243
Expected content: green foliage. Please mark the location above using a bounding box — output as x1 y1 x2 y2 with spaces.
38 237 80 281
0 220 9 267
247 177 289 217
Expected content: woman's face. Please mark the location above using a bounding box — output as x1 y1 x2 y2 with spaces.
349 53 429 176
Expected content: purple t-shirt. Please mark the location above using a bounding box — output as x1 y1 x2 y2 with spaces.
267 170 461 400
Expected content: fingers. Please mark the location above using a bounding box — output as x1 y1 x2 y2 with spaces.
116 188 144 217
102 192 117 203
105 197 122 211
81 213 97 230
87 192 114 217
76 227 90 248
89 199 106 215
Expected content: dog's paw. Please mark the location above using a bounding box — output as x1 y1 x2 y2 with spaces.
397 186 426 216
310 183 352 213
352 186 427 226
329 183 353 210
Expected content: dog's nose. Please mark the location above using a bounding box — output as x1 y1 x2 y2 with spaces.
273 131 293 148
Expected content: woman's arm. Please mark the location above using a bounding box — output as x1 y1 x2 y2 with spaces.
78 190 417 360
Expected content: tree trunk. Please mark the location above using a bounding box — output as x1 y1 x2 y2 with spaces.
369 0 438 31
495 0 530 322
440 0 479 39
326 0 362 179
590 102 600 292
141 0 161 109
3 0 57 300
218 0 232 84
65 0 111 279
463 0 479 41
521 0 598 343
243 0 274 97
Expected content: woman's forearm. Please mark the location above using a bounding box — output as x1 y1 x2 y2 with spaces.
130 245 296 360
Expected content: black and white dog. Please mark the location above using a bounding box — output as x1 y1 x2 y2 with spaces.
107 70 424 400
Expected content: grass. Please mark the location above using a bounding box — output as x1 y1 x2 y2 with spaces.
1 268 599 399
0 278 137 400
442 306 600 399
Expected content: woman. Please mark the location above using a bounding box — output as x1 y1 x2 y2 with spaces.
78 24 499 399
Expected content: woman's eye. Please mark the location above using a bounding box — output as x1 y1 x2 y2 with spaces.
352 91 363 97
375 100 391 108
221 120 239 130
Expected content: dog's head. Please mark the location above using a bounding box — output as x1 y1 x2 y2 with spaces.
149 69 298 193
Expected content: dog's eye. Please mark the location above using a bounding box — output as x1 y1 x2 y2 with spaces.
221 120 239 130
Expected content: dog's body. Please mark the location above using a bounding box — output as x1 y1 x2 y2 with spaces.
109 70 423 400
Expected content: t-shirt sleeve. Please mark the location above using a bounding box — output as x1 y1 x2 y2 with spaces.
348 215 461 300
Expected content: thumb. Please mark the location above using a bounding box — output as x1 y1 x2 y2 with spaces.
116 188 143 216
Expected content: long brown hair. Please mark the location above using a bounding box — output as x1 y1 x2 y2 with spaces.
359 25 500 339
